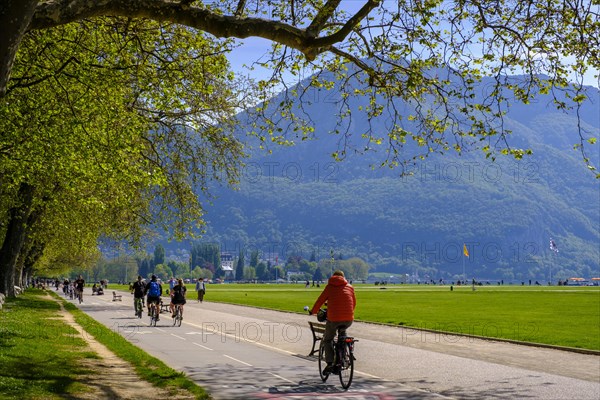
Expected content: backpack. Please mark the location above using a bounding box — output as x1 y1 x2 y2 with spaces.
148 281 160 297
134 281 145 297
173 285 185 301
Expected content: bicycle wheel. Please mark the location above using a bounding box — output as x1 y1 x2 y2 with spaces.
318 340 329 382
172 307 179 327
176 308 182 327
150 306 157 326
338 341 354 390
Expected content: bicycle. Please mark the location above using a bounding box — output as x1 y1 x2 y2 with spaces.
305 306 358 390
148 302 159 326
134 297 144 318
172 304 183 327
319 332 357 389
67 285 74 300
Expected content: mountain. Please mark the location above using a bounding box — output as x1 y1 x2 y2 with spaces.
179 74 600 283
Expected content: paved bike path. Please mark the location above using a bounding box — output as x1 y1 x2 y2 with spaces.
75 291 599 399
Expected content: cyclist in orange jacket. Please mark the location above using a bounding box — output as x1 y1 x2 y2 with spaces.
310 270 356 373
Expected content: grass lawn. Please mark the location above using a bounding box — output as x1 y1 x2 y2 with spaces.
159 283 599 351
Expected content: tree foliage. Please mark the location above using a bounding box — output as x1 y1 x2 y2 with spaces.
191 243 221 272
0 1 597 170
0 18 245 295
236 249 245 280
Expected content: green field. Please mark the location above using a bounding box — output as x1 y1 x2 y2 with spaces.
171 283 600 351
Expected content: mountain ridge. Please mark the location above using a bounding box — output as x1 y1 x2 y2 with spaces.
167 75 600 282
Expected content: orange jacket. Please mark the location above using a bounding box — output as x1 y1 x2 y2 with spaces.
311 275 356 322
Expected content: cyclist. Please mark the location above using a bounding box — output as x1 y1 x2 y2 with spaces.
74 275 85 302
310 270 356 374
145 275 163 321
132 275 146 317
170 278 187 319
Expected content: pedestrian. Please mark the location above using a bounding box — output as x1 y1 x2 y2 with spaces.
195 277 206 302
169 277 176 294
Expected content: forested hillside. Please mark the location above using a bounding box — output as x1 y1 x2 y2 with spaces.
176 75 600 283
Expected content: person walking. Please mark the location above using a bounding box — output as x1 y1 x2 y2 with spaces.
195 278 206 303
309 270 356 374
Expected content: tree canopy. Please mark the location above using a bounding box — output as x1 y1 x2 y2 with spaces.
0 17 245 295
1 1 598 168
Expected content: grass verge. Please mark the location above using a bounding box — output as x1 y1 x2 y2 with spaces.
0 290 97 399
0 289 210 400
56 292 210 399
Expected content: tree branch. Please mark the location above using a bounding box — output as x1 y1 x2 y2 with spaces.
234 0 247 18
313 0 381 48
0 0 39 97
29 0 316 56
306 0 342 37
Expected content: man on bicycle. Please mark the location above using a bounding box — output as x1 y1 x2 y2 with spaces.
310 270 356 374
74 275 85 302
145 275 163 321
132 275 146 317
170 278 187 319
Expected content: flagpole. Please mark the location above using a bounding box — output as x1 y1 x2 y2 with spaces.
549 238 558 285
549 252 552 285
462 253 465 283
462 243 468 284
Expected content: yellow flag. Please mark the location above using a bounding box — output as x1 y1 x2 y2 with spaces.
463 244 469 257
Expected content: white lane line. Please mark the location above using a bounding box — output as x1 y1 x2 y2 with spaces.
171 333 186 341
184 321 295 355
224 355 252 366
184 320 389 383
192 342 213 351
268 372 296 384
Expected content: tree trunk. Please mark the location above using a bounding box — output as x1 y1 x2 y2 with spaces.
0 183 35 297
19 238 45 289
0 0 38 97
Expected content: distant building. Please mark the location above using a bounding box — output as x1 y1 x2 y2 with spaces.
221 252 234 272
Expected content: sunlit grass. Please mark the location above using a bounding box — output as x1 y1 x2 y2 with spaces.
165 283 599 350
0 290 94 399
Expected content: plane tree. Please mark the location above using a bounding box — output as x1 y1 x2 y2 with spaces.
0 18 246 296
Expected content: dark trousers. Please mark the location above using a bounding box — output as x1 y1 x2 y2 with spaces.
323 320 352 363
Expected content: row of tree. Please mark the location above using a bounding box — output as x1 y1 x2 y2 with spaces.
0 19 244 296
66 244 371 285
